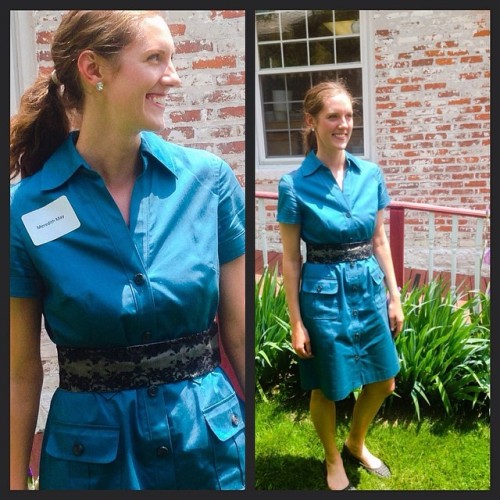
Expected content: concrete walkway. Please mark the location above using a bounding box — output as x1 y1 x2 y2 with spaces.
38 325 58 432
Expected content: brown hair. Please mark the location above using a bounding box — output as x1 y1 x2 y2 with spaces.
10 10 164 180
301 80 355 155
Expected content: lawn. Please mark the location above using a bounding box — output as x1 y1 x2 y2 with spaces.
255 394 490 491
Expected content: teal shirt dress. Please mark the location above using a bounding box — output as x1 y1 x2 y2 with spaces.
10 131 246 490
277 150 400 402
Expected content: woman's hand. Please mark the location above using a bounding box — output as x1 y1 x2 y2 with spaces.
387 296 404 338
291 322 314 359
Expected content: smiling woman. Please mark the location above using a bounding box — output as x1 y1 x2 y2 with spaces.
10 10 245 491
277 80 403 491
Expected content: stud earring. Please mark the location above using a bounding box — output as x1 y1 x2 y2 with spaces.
96 81 104 92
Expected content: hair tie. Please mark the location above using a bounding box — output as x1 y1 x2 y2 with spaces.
51 69 61 87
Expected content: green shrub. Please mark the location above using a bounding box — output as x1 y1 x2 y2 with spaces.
394 279 490 420
255 265 295 400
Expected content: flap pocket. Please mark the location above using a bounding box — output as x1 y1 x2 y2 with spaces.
301 277 339 295
369 261 385 285
203 393 245 442
46 420 120 464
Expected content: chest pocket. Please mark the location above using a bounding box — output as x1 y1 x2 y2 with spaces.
300 276 340 319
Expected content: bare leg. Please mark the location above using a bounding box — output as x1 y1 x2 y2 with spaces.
310 389 350 490
344 378 395 468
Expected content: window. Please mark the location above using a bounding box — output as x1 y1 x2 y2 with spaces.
255 10 369 173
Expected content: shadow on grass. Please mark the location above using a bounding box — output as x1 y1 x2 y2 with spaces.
254 453 364 491
260 375 490 436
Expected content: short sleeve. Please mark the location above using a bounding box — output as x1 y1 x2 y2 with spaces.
10 187 43 298
217 161 245 265
376 167 391 210
277 175 300 224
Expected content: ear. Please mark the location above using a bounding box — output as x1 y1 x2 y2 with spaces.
77 50 104 88
305 113 315 129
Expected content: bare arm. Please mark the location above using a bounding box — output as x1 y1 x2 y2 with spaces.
372 210 404 336
218 254 245 395
10 297 44 490
278 222 313 358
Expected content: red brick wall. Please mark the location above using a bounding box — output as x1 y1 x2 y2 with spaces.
373 10 490 213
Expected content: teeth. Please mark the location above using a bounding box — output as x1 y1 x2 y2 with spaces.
149 96 166 105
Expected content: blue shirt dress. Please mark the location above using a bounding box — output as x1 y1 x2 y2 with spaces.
10 131 246 490
277 150 400 402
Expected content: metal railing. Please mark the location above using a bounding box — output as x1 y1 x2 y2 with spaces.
256 191 490 292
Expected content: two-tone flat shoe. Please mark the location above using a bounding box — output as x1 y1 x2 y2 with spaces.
323 460 356 490
341 444 391 478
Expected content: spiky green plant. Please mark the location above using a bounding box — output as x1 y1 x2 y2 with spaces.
255 265 294 401
394 279 490 420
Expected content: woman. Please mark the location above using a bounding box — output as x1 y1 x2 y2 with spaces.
277 80 403 490
10 11 245 490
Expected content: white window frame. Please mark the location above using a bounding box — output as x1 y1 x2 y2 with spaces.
10 10 37 116
255 10 377 181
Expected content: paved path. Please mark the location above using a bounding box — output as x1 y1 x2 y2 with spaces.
39 325 58 432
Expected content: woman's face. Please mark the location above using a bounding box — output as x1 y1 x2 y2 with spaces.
101 15 181 134
311 92 353 155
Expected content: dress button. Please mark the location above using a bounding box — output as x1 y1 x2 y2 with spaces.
346 212 352 218
148 385 158 397
316 285 323 292
72 443 84 456
355 355 360 361
142 331 153 343
231 413 240 426
133 273 145 285
156 446 169 457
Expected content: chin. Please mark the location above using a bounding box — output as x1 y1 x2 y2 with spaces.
143 121 166 133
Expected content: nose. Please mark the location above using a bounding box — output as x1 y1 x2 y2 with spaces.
338 115 349 128
161 61 181 88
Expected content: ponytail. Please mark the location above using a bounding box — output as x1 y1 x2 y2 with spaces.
10 71 70 180
302 128 317 156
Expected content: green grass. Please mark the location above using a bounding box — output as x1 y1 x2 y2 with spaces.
255 393 490 490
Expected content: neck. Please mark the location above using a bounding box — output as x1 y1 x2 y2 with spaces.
316 150 346 175
75 128 142 186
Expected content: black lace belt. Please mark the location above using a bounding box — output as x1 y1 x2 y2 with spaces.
306 240 373 264
57 322 220 392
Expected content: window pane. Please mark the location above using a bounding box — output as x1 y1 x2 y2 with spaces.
281 11 307 40
347 128 364 155
259 43 282 69
256 12 280 42
310 40 335 65
308 10 335 38
337 37 360 63
283 41 308 67
266 131 290 156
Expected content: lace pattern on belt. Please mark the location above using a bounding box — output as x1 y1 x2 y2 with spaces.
57 322 220 392
306 240 373 264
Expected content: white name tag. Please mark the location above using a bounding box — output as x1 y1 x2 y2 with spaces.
21 195 81 246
